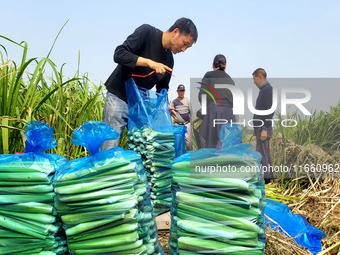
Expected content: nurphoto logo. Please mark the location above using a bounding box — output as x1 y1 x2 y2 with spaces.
197 82 311 128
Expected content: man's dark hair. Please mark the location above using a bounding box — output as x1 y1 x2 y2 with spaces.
252 68 267 78
168 17 198 43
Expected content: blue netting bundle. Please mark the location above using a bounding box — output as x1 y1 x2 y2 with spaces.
54 121 164 254
170 124 266 254
126 79 175 215
0 121 68 254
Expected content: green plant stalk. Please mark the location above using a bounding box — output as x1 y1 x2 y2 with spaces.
65 214 125 237
68 231 138 249
58 188 134 202
0 193 54 203
176 218 258 240
176 192 260 219
0 184 53 193
72 240 144 255
70 223 138 242
177 203 260 232
316 241 340 255
0 213 47 239
177 236 264 254
1 118 9 154
0 209 55 224
0 202 53 214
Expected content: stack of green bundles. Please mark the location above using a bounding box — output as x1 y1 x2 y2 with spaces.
128 127 175 215
170 124 266 255
126 78 175 215
0 121 68 255
54 121 164 255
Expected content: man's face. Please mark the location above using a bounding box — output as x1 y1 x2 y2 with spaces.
253 75 261 88
170 28 194 54
177 90 185 99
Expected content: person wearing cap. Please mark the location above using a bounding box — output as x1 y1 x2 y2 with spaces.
170 84 193 150
102 18 198 150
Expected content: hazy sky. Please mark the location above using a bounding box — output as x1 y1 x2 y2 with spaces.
2 0 340 112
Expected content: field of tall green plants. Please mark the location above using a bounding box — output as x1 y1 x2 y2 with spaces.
277 105 339 152
1 30 339 254
270 103 340 181
0 35 105 159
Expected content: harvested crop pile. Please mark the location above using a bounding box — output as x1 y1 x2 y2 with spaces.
54 122 164 255
0 121 68 254
128 127 175 215
126 78 175 215
169 124 266 255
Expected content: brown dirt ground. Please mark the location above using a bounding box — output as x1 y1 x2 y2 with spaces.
158 230 171 255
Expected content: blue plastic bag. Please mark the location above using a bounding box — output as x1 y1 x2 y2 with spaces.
126 78 175 215
25 121 58 153
173 125 187 157
265 199 326 254
218 123 243 150
125 78 173 133
170 123 266 254
54 122 164 254
71 121 119 155
0 121 68 254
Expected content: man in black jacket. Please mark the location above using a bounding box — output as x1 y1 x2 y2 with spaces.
252 68 275 183
102 18 198 149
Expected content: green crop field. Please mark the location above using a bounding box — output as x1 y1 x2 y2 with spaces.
1 33 339 254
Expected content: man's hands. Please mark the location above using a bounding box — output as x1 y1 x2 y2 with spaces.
136 57 172 75
260 129 268 141
136 56 175 118
169 107 177 119
254 129 268 141
148 59 172 75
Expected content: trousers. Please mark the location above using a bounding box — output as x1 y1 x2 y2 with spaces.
101 91 128 150
255 127 274 183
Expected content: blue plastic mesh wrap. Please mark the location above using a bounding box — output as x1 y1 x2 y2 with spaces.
54 121 164 254
126 79 175 215
170 124 266 254
0 121 68 254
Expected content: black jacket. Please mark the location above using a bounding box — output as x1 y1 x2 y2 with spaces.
253 82 275 130
105 24 174 103
198 69 235 107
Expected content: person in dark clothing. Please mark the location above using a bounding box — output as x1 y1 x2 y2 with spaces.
102 18 198 149
196 54 236 149
252 68 275 183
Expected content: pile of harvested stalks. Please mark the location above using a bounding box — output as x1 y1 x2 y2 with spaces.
266 131 339 254
265 177 339 255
